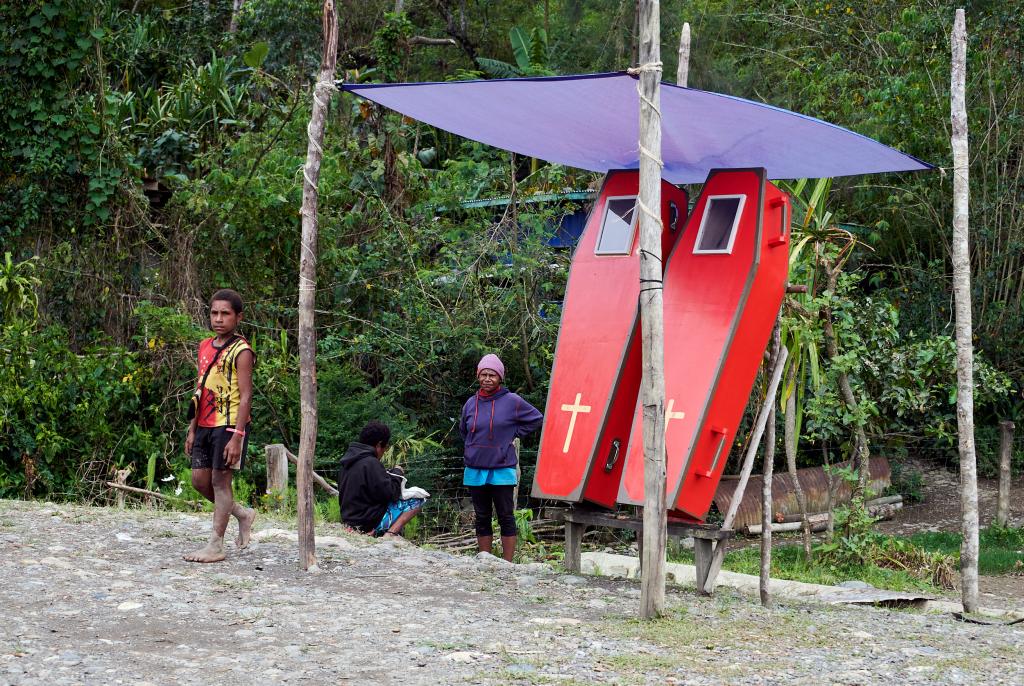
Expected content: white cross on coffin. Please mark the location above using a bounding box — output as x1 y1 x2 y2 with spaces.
560 392 592 453
665 398 685 434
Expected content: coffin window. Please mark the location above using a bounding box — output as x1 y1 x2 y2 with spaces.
694 194 745 254
595 196 638 255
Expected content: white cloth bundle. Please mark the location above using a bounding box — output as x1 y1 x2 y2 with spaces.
397 475 430 500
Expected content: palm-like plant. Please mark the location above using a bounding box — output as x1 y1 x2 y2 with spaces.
777 177 867 554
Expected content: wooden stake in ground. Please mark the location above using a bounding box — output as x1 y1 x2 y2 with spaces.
114 467 130 509
950 7 979 613
702 345 787 594
296 0 339 573
635 0 667 620
783 360 812 561
265 444 289 508
760 326 782 607
997 420 1014 527
676 21 690 87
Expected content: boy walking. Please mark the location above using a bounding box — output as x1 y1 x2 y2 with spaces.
183 288 256 563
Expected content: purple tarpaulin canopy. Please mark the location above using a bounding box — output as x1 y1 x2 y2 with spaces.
341 72 931 184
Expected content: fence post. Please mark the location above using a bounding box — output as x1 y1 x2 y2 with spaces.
997 421 1015 527
114 468 130 509
265 444 289 510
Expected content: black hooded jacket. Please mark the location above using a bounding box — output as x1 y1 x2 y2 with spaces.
337 442 402 532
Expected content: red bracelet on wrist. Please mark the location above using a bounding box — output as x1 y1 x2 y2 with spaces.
226 428 246 437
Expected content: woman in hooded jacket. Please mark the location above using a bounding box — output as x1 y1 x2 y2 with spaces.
459 353 543 562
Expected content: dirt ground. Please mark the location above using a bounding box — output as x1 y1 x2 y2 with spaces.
2 499 1023 686
874 460 1024 606
877 460 1024 536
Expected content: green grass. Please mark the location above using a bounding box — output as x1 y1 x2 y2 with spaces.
670 543 941 592
908 525 1024 575
664 525 1024 591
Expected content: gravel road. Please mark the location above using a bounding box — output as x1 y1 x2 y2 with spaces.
1 499 1021 685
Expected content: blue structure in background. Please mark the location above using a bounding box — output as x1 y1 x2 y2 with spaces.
459 191 595 249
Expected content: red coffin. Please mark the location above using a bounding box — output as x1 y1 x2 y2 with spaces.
617 168 790 519
531 170 688 506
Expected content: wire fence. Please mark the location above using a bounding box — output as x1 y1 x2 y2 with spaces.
247 425 1024 540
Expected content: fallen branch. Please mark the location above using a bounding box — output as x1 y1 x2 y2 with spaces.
747 519 828 535
746 501 902 535
106 482 202 510
409 36 458 46
284 448 339 497
427 522 564 549
867 501 903 519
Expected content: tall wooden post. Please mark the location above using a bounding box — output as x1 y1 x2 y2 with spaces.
636 0 667 620
676 22 690 87
950 8 978 612
296 0 339 572
997 421 1014 527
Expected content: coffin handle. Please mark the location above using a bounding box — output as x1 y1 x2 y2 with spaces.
767 196 788 247
603 438 622 472
701 426 729 478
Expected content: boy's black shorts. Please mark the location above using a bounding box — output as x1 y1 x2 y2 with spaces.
191 425 249 471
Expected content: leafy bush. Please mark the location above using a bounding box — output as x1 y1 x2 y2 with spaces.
886 460 925 504
0 322 161 499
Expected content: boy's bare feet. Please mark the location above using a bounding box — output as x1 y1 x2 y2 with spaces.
235 507 256 549
183 535 226 563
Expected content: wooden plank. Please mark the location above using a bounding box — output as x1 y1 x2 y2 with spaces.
549 508 733 539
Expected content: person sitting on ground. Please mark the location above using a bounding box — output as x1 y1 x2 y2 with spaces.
337 421 423 538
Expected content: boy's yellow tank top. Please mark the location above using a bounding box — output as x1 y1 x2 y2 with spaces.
196 337 254 428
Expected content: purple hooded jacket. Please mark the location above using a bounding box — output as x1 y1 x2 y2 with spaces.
459 387 543 469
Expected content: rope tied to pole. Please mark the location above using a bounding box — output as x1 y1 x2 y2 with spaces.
303 78 338 189
628 61 665 232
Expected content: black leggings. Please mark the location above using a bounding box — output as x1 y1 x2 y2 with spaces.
469 484 517 537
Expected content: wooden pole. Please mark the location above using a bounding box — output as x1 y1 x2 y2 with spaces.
950 7 979 613
296 0 339 572
636 0 667 620
676 22 690 87
759 326 781 607
229 0 245 33
997 420 1015 527
703 344 788 594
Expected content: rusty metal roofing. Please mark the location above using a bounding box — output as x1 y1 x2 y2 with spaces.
712 456 891 530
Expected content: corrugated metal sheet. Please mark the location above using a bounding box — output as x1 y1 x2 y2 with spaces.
712 456 891 530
